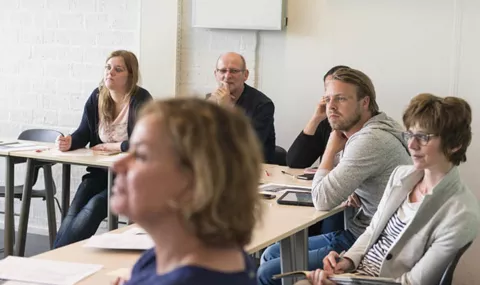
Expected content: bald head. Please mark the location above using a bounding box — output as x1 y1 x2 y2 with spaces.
216 52 247 70
214 52 249 100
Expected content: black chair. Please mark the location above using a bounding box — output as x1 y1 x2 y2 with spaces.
439 241 472 285
0 129 63 254
273 145 287 166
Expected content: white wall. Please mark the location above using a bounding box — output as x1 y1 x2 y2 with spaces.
178 0 480 283
0 0 177 233
1 0 480 283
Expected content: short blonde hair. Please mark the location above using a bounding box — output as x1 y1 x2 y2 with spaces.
140 98 264 247
403 93 472 165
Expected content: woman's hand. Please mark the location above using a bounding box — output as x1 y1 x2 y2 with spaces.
306 269 336 285
55 135 72 152
323 251 354 274
341 193 361 208
91 142 121 152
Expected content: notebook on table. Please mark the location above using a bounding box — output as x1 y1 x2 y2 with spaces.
273 271 400 285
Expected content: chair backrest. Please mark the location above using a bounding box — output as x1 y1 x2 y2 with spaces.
439 241 472 285
273 145 287 166
18 129 62 188
18 129 62 143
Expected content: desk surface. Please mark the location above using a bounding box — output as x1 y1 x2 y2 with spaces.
9 145 126 167
32 165 343 284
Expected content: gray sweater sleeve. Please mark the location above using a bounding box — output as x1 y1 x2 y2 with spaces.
312 132 390 211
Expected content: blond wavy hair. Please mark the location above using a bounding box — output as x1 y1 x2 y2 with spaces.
99 50 140 124
140 98 264 247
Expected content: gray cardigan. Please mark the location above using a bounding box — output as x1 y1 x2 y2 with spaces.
344 165 480 285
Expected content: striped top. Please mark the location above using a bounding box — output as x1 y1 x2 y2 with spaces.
356 195 423 276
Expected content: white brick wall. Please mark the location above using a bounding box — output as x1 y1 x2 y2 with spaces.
0 0 141 234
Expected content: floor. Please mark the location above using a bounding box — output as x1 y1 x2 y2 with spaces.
0 229 50 258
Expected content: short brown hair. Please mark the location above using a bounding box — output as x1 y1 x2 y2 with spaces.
402 93 472 165
332 68 379 114
140 98 263 247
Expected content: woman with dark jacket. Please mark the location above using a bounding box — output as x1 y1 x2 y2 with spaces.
53 50 152 248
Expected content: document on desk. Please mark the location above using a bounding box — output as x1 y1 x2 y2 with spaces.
259 183 311 193
0 142 49 152
83 233 154 250
0 256 102 285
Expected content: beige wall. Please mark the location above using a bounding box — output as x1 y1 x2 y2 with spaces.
178 0 480 283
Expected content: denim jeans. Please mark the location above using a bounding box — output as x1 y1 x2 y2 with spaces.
257 230 357 285
308 212 344 237
53 174 108 248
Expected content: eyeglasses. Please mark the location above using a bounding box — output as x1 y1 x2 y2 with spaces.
402 131 436 146
216 68 245 75
105 65 127 73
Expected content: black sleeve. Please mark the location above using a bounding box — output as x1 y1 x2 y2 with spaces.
286 119 331 168
121 88 153 152
252 101 275 145
70 89 97 150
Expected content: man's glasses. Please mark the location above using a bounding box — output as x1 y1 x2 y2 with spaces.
402 131 436 146
216 68 245 75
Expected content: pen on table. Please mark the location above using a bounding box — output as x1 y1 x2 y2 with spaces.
281 170 295 177
264 170 270 177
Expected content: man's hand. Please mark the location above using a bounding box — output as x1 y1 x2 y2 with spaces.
325 130 347 155
341 193 361 208
211 82 233 106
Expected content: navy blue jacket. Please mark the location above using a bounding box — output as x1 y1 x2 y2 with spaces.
71 86 152 175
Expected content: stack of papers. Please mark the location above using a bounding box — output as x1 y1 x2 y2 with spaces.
83 227 153 250
0 256 102 285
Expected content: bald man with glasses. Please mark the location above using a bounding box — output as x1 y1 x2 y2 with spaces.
208 52 276 163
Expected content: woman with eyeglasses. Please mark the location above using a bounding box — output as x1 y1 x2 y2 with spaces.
53 50 152 248
296 93 480 285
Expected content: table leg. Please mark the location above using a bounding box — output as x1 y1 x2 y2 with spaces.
61 164 71 221
107 169 118 230
293 229 309 282
4 156 15 257
15 159 35 256
280 237 294 285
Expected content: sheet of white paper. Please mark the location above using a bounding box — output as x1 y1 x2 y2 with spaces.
0 256 103 285
83 233 154 250
259 183 311 193
0 142 50 152
122 227 147 235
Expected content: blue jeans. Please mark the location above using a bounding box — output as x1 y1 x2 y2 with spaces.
257 230 356 285
308 212 344 237
53 174 108 248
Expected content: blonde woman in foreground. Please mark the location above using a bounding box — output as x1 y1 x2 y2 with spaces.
298 93 480 285
111 98 263 284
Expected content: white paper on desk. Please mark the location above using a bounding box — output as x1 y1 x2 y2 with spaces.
0 256 103 285
259 183 311 193
83 233 154 250
0 142 49 152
